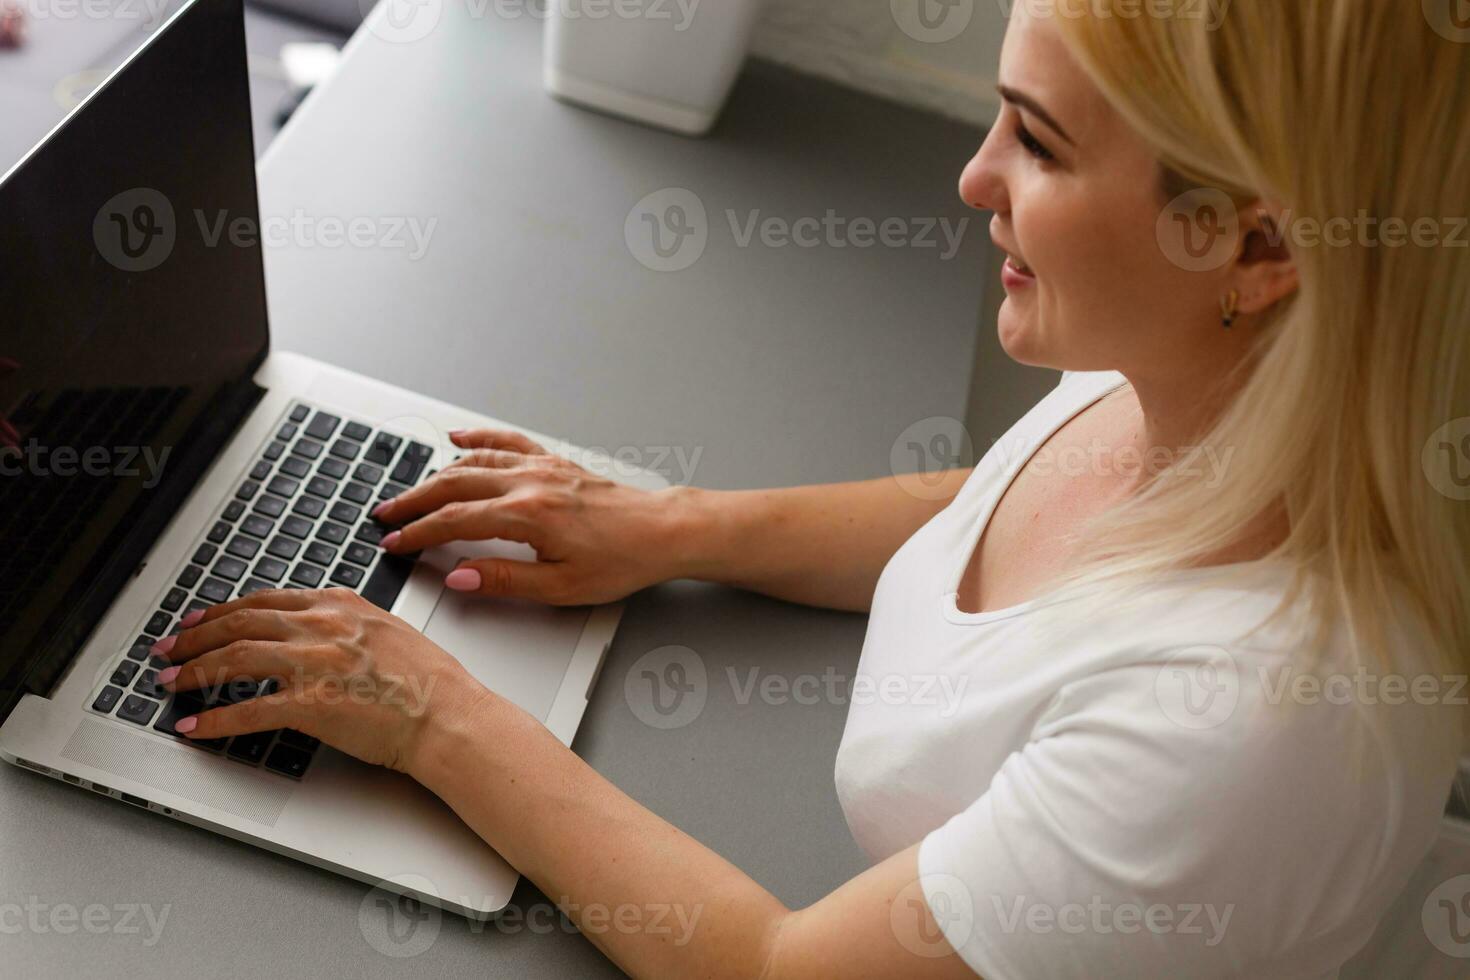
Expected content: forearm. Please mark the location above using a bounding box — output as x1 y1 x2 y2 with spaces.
665 469 971 612
414 693 789 980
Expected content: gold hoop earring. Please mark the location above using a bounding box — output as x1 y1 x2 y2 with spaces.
1220 289 1240 330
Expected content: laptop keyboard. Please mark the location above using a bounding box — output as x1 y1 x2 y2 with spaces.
87 402 436 779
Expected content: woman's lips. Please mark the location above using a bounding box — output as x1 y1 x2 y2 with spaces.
1001 255 1036 289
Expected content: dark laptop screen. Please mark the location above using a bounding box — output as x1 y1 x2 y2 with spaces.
0 0 269 718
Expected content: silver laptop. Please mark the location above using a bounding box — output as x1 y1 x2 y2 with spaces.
0 0 662 919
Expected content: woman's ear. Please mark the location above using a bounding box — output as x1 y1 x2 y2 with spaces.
1231 201 1299 315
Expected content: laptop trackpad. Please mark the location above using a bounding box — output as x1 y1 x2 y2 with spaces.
419 568 591 724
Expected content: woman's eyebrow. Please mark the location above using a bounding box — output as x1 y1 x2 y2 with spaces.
996 84 1076 146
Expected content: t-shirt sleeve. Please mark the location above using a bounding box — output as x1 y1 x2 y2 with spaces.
916 654 1403 980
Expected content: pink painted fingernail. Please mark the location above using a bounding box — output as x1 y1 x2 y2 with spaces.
449 429 467 439
372 501 391 517
157 666 181 684
445 568 481 592
180 609 205 628
175 717 198 735
381 531 401 549
152 635 177 655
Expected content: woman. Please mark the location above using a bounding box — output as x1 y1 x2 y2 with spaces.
152 1 1469 976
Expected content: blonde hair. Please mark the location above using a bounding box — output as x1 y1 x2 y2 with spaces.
1042 1 1470 677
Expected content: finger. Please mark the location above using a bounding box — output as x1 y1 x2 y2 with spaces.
443 448 526 472
171 587 319 636
176 689 303 742
161 639 299 693
372 467 511 524
155 605 305 663
444 558 574 605
450 428 546 455
382 500 537 554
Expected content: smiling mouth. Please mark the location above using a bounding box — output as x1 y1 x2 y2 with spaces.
1003 253 1035 277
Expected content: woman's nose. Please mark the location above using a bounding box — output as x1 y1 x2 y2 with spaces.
958 140 1007 214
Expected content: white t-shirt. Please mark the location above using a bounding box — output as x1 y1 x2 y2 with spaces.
834 370 1461 979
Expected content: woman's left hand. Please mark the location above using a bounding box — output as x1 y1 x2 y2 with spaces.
152 587 491 774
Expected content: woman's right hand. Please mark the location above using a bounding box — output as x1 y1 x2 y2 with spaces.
373 429 698 605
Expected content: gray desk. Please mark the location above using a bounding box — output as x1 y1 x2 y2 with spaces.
0 8 1055 977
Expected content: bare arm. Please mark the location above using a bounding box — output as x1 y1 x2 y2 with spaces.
375 429 971 613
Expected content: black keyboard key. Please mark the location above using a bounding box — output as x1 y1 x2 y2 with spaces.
198 577 233 603
292 438 324 461
205 522 229 545
304 542 338 566
277 422 299 441
117 695 160 726
343 421 373 443
184 600 209 617
92 686 124 714
378 481 408 501
126 640 153 662
253 494 288 519
344 543 377 567
177 564 204 588
281 516 313 540
213 557 248 582
362 554 415 611
305 412 341 441
317 522 350 545
249 460 272 481
353 463 384 485
329 502 362 525
354 522 385 546
144 611 171 636
226 536 261 560
236 481 260 501
330 564 365 588
289 404 310 423
266 536 301 561
241 515 274 539
318 457 350 480
193 543 219 565
389 442 433 485
267 476 300 499
278 729 320 750
227 731 274 765
161 587 187 612
110 661 140 686
292 496 326 519
263 440 286 462
154 692 208 738
341 482 373 505
134 670 167 699
265 744 313 779
223 501 246 522
305 476 337 499
253 557 289 582
240 577 275 596
280 455 311 479
291 563 326 587
365 432 402 466
329 439 361 462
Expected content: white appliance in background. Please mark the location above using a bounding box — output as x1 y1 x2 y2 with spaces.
544 0 765 136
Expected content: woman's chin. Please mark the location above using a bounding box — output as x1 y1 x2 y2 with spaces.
996 305 1047 367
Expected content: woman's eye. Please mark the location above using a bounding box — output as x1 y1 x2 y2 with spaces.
1015 122 1055 162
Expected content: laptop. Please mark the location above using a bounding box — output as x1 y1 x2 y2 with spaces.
0 0 663 919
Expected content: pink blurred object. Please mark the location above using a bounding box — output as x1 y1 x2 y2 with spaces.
0 0 24 50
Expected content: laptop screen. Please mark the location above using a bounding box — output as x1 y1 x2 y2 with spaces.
0 0 269 718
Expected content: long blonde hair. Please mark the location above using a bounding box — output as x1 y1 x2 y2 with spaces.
1044 0 1470 677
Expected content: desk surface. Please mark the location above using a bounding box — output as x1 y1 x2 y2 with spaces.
0 8 1046 977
